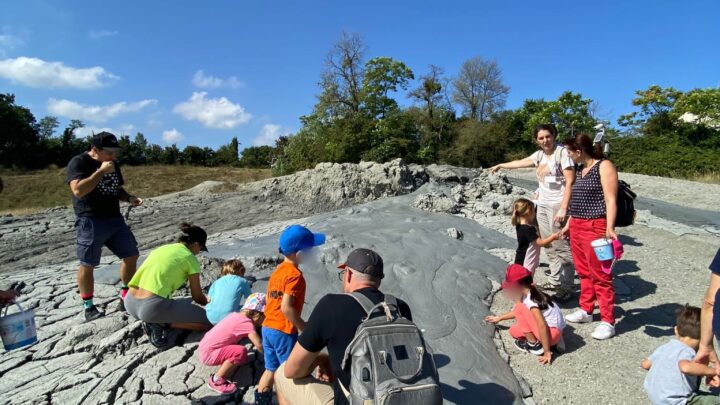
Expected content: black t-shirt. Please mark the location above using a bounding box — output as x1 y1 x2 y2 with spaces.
515 224 539 265
66 152 124 218
298 288 413 405
710 248 720 336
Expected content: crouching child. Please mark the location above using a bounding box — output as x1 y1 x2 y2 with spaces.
643 304 720 405
199 293 266 395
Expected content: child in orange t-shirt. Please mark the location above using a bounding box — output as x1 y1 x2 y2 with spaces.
255 224 325 404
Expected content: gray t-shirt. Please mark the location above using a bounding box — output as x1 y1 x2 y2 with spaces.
644 339 699 405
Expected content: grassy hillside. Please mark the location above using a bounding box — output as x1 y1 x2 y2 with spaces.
0 165 272 215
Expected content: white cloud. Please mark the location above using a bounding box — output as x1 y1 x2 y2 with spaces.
173 92 251 129
48 98 157 122
253 123 288 146
0 27 25 57
89 30 118 40
162 128 184 144
192 70 243 89
0 57 118 89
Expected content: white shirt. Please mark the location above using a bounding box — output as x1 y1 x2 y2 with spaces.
523 292 566 330
529 147 574 207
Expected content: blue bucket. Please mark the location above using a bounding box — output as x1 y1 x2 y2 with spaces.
591 239 614 262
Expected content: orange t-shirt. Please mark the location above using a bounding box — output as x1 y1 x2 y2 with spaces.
263 259 306 335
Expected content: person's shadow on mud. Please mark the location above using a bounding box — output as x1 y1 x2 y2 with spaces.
616 302 682 337
441 380 517 405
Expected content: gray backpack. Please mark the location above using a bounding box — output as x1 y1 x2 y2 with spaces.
341 292 442 405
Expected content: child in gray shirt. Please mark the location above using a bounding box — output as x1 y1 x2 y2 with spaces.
642 305 720 405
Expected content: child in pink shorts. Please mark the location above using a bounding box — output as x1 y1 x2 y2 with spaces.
199 293 266 394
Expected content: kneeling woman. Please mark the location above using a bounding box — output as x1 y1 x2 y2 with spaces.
485 264 566 365
125 222 212 347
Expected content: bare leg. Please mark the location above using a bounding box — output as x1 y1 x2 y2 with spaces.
216 360 240 380
120 255 139 285
77 264 96 296
524 332 538 343
257 370 275 394
170 322 211 332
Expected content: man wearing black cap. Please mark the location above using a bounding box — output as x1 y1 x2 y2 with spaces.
67 131 143 321
275 248 413 405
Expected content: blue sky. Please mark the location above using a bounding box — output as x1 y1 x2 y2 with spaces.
1 1 719 150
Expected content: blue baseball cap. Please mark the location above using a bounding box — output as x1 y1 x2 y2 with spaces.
279 225 326 255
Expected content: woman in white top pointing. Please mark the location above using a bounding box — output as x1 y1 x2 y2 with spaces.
490 124 576 301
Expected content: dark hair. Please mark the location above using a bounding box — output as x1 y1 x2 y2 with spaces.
517 275 554 310
565 133 604 159
532 124 557 140
675 304 701 339
178 222 207 247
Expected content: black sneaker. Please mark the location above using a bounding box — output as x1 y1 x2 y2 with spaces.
254 389 273 405
552 286 574 303
514 339 543 355
143 322 170 348
84 305 105 322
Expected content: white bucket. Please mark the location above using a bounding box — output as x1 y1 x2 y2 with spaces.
0 302 38 350
591 239 614 262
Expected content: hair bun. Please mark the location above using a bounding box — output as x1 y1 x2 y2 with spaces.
180 222 192 233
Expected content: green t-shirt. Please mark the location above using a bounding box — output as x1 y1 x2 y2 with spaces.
128 243 201 298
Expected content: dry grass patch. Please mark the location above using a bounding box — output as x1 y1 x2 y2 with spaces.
0 165 271 216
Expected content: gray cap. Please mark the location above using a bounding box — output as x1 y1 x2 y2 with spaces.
337 248 384 279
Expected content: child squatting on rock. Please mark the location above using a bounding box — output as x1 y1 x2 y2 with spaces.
642 304 720 405
199 293 267 395
205 259 254 325
485 264 566 365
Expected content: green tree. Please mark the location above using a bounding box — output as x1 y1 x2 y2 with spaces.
362 56 414 118
618 85 683 135
672 87 720 127
452 57 509 122
0 94 40 168
161 145 181 165
216 136 240 165
516 91 598 141
239 145 275 168
37 116 59 140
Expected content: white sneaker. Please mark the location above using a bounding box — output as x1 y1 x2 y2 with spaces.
591 322 615 340
565 309 592 323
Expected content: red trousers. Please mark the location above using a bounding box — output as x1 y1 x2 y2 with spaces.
509 303 562 345
569 217 616 324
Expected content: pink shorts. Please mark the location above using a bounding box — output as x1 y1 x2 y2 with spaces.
199 344 248 366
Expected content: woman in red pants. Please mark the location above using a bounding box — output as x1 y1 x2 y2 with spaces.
561 133 619 340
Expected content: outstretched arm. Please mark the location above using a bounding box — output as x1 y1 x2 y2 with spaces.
535 232 561 248
485 311 515 324
489 157 535 173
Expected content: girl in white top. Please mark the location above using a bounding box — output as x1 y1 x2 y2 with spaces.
490 124 576 301
486 264 566 365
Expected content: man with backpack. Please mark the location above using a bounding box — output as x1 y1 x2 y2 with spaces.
276 248 441 405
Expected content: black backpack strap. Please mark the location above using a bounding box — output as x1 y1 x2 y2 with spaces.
347 292 377 316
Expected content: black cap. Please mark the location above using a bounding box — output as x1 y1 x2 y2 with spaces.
92 131 121 152
338 248 384 279
180 223 208 252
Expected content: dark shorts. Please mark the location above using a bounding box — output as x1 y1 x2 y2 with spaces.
75 216 138 267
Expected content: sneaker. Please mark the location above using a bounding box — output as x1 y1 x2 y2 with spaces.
143 322 169 348
591 322 615 340
565 309 592 323
254 389 273 405
84 305 105 322
537 282 558 292
207 374 237 395
552 286 574 303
